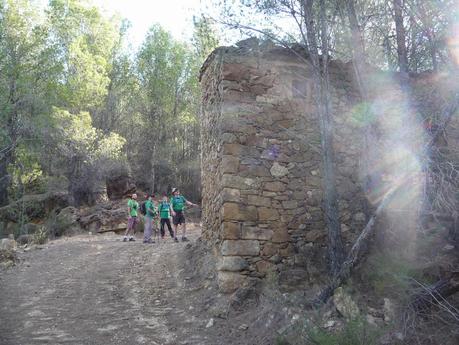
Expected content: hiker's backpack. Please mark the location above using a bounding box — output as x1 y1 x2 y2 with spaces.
139 201 147 215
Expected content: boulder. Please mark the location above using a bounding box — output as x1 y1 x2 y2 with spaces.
51 207 82 237
333 287 360 319
0 238 17 251
106 175 136 200
78 199 129 233
0 192 69 224
16 234 33 245
383 298 396 322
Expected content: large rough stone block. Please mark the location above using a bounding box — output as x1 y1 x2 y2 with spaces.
282 200 298 209
222 203 242 221
239 165 270 177
247 195 271 207
258 207 280 221
256 260 275 274
222 188 240 202
222 203 257 221
242 226 273 240
217 256 249 272
221 240 260 256
222 175 260 190
264 182 286 192
221 222 240 239
270 162 289 177
272 228 290 243
305 229 325 242
223 143 243 155
222 63 251 81
221 155 240 174
261 243 279 256
218 271 247 294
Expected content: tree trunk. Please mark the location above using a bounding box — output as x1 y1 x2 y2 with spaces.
150 144 156 193
0 147 12 206
345 0 366 93
304 0 345 276
393 0 409 73
409 15 418 72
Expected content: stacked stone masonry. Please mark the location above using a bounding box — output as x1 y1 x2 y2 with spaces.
200 41 370 293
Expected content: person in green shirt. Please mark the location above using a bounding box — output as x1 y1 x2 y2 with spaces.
171 188 198 242
124 193 139 242
143 193 158 244
158 193 177 242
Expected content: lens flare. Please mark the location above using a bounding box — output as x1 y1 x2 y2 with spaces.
361 72 426 257
447 22 459 66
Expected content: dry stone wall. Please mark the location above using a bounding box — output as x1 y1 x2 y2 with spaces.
200 41 368 293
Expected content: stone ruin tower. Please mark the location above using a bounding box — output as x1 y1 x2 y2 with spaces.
199 40 368 293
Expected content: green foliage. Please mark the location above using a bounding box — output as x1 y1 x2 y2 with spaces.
50 108 127 205
44 210 69 238
277 315 383 345
305 317 382 345
192 16 220 62
275 336 291 345
0 0 218 206
51 108 126 160
47 0 120 110
8 143 50 196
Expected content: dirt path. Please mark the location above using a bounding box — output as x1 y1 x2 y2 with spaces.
0 228 217 345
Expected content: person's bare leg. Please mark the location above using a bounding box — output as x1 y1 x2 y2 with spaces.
173 224 178 239
124 222 133 240
182 223 187 238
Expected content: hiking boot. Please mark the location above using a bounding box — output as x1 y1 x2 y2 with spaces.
174 237 179 243
123 237 128 242
181 236 189 242
129 237 135 242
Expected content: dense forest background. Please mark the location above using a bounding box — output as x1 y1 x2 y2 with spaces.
1 0 458 218
0 0 219 207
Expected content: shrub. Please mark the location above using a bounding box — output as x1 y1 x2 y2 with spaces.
361 251 425 299
305 317 382 345
32 226 48 245
0 248 17 264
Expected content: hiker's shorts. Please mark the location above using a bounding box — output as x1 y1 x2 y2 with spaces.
173 211 185 225
127 216 139 230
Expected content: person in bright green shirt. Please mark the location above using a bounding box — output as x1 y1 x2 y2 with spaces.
143 194 157 244
124 193 139 242
171 188 198 242
158 193 177 242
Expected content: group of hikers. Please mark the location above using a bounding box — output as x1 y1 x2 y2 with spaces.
123 188 198 243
